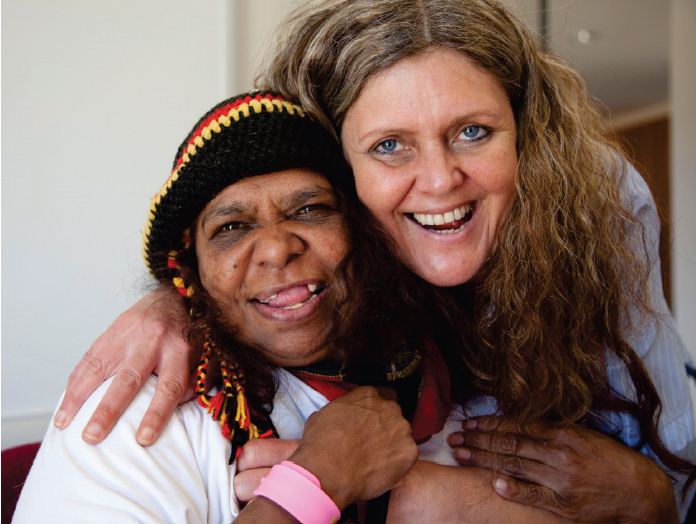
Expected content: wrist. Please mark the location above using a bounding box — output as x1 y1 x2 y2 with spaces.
289 446 354 509
253 461 341 524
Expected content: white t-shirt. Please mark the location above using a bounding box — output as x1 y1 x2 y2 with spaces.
13 370 461 523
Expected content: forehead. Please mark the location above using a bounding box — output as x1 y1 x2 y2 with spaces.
346 48 511 132
209 168 334 205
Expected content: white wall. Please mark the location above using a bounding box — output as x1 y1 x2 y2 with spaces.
1 0 303 450
1 0 233 448
671 0 696 356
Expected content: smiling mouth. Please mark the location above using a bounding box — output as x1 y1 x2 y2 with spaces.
407 202 476 234
252 282 328 311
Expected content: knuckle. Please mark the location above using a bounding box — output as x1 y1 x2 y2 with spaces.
159 380 184 401
69 353 105 383
524 485 544 504
92 404 117 422
142 318 167 340
63 389 85 406
240 440 259 465
498 433 518 454
115 368 143 390
556 448 572 467
386 399 403 415
503 455 524 476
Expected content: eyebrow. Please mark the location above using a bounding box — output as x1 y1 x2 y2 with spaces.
199 184 335 229
279 185 334 209
200 202 249 229
356 109 502 143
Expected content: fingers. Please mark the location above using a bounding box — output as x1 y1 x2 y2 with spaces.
337 386 402 417
136 344 193 446
135 377 189 446
237 439 300 470
234 468 271 502
464 416 556 439
54 349 111 430
448 427 549 463
81 366 148 444
492 476 565 514
453 445 548 482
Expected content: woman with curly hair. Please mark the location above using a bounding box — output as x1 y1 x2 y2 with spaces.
55 1 695 522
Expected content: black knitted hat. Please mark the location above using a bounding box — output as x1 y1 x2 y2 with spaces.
143 91 348 280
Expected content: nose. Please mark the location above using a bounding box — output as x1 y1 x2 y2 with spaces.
414 144 465 196
250 225 305 270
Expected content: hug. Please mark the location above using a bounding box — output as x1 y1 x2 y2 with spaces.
19 0 696 523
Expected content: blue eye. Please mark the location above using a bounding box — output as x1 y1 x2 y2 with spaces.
460 125 488 141
374 138 401 155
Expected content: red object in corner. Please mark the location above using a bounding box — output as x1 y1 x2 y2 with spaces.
2 442 41 524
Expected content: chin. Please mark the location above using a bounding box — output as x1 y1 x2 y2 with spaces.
409 259 482 288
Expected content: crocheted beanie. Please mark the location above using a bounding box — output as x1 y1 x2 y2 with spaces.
142 91 348 280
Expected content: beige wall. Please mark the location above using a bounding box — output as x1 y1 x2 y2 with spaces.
1 0 232 448
1 0 303 449
671 0 696 356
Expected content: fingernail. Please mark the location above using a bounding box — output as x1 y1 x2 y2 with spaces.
456 447 471 460
54 411 68 429
83 423 103 442
494 478 507 493
464 419 478 430
137 428 155 446
448 433 464 446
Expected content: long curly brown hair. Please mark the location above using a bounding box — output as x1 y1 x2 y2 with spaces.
257 0 694 482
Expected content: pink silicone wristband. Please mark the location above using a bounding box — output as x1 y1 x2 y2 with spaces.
253 460 341 524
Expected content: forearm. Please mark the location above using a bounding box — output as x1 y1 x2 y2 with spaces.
387 461 572 524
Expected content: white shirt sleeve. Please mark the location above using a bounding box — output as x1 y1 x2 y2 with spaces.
13 376 238 524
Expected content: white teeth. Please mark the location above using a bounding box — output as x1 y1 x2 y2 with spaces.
283 302 305 310
307 283 317 293
281 292 320 310
411 204 473 228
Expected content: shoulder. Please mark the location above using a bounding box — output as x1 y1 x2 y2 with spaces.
13 376 237 523
269 368 330 439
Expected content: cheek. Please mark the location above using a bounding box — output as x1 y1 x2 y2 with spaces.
197 250 242 308
353 163 407 222
323 223 351 265
471 147 518 201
